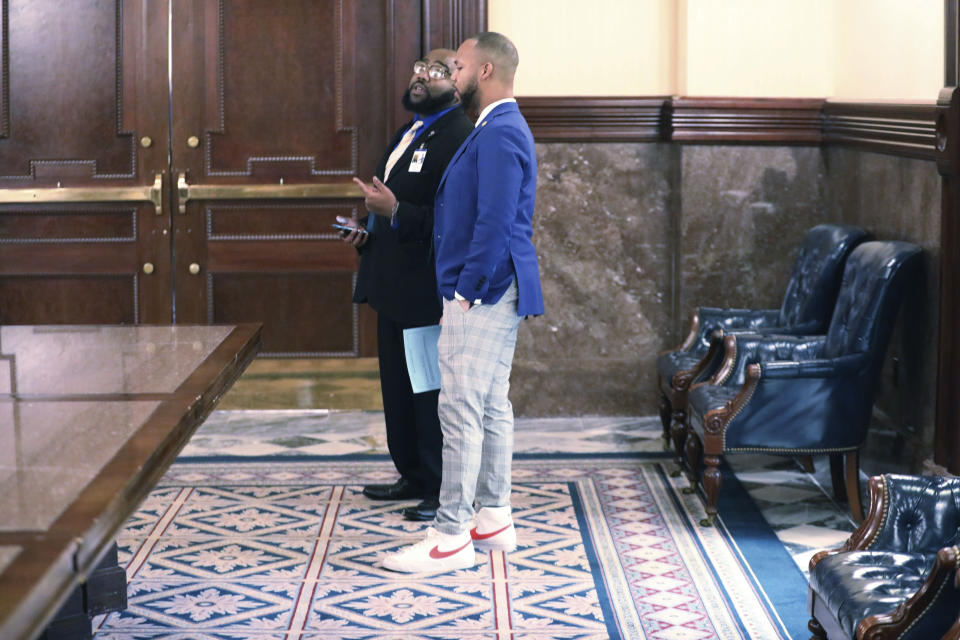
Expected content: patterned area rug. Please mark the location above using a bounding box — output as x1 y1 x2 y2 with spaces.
92 453 807 639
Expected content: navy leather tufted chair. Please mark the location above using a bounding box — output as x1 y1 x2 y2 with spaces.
656 224 868 474
808 475 960 640
683 241 923 525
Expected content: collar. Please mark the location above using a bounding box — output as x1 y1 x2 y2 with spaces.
475 98 516 127
413 103 461 133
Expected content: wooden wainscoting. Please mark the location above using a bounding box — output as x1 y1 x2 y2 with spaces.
518 95 938 157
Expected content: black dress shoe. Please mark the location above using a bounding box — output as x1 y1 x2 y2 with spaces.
362 478 423 501
402 498 439 521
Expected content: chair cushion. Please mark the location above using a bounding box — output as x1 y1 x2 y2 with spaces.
810 550 933 638
657 351 702 392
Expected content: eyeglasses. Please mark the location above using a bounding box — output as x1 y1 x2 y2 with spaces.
413 60 450 80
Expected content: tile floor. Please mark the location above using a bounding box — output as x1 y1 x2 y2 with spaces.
184 408 858 575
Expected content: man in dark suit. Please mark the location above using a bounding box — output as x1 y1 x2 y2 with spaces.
382 32 544 573
343 49 473 522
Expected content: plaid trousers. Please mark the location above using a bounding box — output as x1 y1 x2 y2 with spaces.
434 280 521 534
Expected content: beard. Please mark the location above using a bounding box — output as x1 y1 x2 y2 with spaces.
458 79 479 114
401 84 458 115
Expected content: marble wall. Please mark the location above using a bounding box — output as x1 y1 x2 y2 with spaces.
822 148 940 474
677 146 828 333
514 141 940 475
512 143 827 417
511 142 675 415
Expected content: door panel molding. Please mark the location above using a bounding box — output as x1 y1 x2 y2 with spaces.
0 276 137 324
0 207 137 243
203 0 358 177
1 0 472 352
0 0 137 180
207 271 359 357
204 202 361 241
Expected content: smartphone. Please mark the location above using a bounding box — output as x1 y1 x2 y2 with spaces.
332 223 368 234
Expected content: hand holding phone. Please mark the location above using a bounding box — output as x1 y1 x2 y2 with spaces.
332 222 367 234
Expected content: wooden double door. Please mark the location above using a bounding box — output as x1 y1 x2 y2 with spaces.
0 0 479 356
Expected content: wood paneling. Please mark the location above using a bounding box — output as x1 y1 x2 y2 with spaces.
0 0 135 179
0 207 136 241
0 0 482 356
822 102 938 160
518 96 669 142
670 97 824 143
424 0 486 54
170 0 419 356
205 203 359 239
0 0 171 324
936 90 960 469
518 96 940 161
211 274 355 356
0 277 135 325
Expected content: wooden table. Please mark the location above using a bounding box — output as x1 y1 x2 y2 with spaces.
0 324 261 640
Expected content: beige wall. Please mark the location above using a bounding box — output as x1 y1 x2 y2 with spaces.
683 0 834 97
487 0 943 100
834 0 942 100
488 0 678 95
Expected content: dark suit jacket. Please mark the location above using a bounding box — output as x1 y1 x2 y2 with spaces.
353 107 474 325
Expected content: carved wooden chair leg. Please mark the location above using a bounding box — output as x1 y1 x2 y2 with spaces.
807 616 827 639
845 450 863 523
701 455 722 527
659 393 672 450
798 455 815 473
682 431 702 495
669 409 687 477
829 453 847 503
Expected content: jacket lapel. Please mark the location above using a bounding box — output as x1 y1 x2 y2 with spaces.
437 102 518 191
384 109 459 186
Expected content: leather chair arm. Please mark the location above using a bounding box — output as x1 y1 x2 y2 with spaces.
857 546 960 640
703 333 827 388
810 476 889 571
669 307 781 357
941 568 960 640
760 351 867 379
671 330 725 391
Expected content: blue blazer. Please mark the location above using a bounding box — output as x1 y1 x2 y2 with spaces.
433 101 544 317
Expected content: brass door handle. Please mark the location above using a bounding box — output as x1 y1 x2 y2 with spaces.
0 173 164 215
176 172 362 214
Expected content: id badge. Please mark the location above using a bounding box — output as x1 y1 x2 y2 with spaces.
409 146 426 173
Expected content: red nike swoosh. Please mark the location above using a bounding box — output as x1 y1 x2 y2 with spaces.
428 540 472 559
471 523 511 540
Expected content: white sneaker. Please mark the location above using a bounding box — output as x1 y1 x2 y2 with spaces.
382 527 475 573
471 506 516 551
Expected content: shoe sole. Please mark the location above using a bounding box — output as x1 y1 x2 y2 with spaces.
472 539 516 552
382 553 475 573
403 512 437 522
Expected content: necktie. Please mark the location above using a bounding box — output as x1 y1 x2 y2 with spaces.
383 121 423 181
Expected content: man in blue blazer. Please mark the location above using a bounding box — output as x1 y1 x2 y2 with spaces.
384 32 544 573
